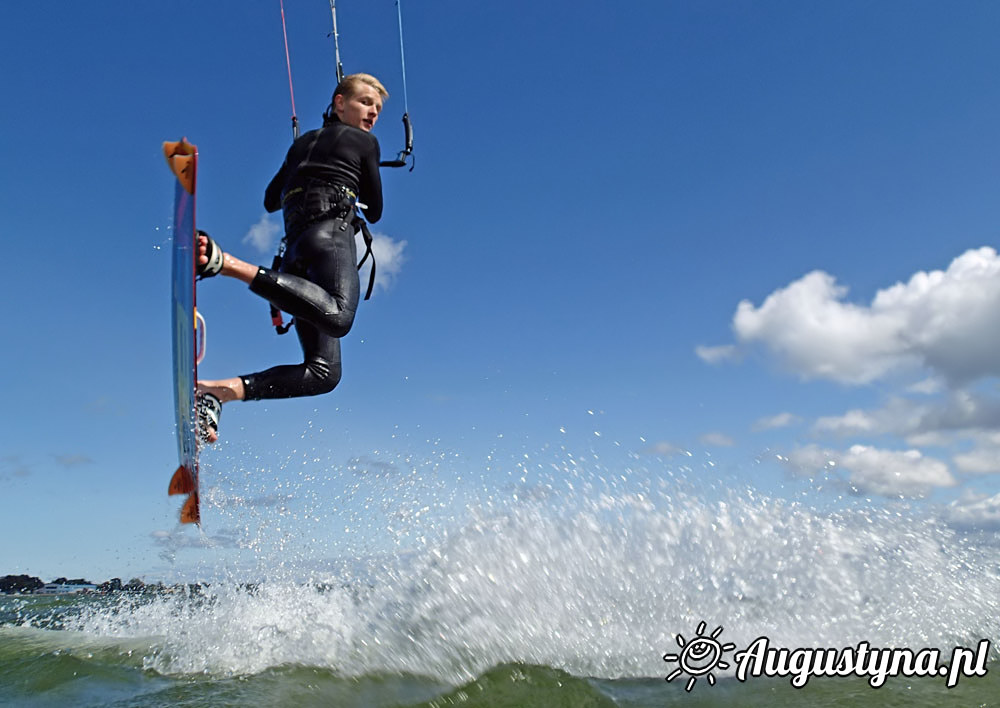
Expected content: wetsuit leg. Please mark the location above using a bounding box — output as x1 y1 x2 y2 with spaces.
248 216 360 339
241 319 342 400
240 215 360 401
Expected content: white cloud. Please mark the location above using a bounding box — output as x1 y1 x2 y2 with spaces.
907 378 945 395
952 433 1000 476
814 408 882 435
733 270 908 383
695 344 740 364
356 231 407 293
242 214 282 253
941 492 1000 531
840 445 956 498
813 392 1000 444
780 444 838 477
700 432 734 447
706 247 1000 500
779 443 956 498
729 247 1000 385
752 412 800 431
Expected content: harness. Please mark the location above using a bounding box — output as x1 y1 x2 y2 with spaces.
269 183 377 335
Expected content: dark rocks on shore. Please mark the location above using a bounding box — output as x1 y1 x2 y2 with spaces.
0 575 44 594
1 575 134 594
0 575 215 596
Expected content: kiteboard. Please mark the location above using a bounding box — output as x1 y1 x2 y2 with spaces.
163 138 203 525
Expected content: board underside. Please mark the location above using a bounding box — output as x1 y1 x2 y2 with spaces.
164 139 200 525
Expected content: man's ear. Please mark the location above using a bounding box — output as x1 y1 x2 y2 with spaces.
333 93 346 113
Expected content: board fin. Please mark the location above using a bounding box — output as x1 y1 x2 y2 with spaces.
179 492 201 525
169 465 195 496
162 139 197 195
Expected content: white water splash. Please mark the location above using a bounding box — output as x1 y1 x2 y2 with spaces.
65 474 1000 682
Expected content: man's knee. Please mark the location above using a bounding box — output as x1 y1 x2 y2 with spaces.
306 357 342 395
315 310 356 339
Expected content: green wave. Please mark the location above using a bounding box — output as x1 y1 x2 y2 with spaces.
1 643 997 708
405 663 618 708
0 626 166 708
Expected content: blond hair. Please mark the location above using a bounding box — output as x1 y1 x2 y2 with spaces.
335 73 389 102
323 73 388 126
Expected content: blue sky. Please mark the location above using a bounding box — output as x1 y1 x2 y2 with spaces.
3 0 1000 582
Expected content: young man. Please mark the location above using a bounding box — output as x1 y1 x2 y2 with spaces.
195 73 387 442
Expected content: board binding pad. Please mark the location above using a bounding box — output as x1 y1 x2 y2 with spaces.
163 138 201 525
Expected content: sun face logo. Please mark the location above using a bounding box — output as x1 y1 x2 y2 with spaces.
663 621 736 691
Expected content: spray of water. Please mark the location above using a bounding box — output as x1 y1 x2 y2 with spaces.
53 436 1000 682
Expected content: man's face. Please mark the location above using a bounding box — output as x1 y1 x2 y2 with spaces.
335 84 383 132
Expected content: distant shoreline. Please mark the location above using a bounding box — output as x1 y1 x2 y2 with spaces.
0 574 208 596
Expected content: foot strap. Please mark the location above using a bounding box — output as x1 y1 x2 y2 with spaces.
197 230 224 278
197 392 222 442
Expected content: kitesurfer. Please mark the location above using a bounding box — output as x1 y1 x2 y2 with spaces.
194 73 386 443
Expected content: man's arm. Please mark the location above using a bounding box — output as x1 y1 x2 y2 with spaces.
264 160 287 213
359 136 383 223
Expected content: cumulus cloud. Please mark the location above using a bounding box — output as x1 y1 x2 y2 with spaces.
242 214 282 253
814 407 891 436
780 444 839 477
780 443 956 498
813 391 1000 444
953 449 1000 476
697 247 1000 501
717 247 1000 385
941 492 1000 531
952 433 1000 476
839 445 956 498
907 378 945 395
356 231 406 293
733 271 909 383
700 432 734 447
695 344 740 364
753 412 800 431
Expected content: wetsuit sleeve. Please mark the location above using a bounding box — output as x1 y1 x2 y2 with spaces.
264 157 289 213
359 137 383 224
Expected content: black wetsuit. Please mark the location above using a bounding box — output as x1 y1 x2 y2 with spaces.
240 116 382 401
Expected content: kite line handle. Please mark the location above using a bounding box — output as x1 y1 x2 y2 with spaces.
379 112 414 170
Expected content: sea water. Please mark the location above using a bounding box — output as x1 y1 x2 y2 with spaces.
2 440 998 707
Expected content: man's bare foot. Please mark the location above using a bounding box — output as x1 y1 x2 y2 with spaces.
197 378 245 404
196 379 244 444
196 232 219 274
196 233 259 285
